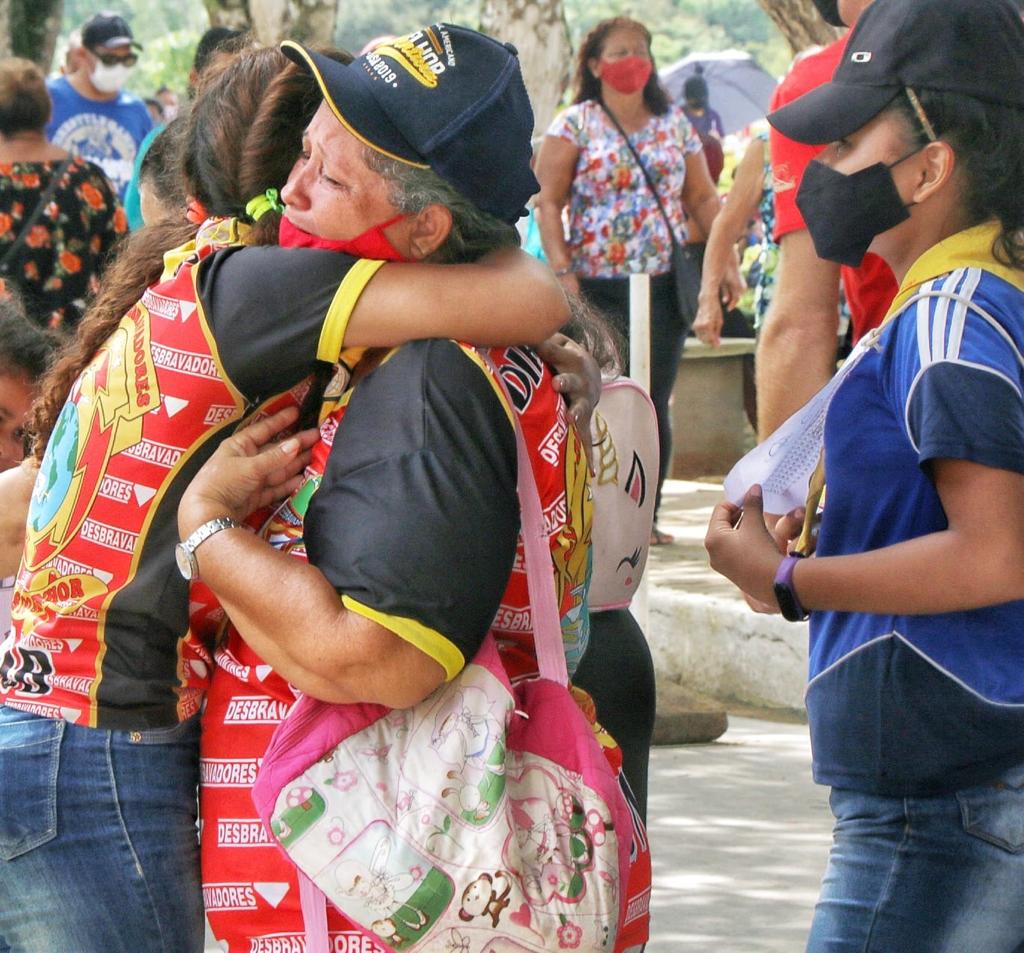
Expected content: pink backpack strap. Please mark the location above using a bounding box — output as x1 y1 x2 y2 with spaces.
298 870 329 953
482 351 568 686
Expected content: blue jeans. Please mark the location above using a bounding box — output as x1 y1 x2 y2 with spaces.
0 706 204 953
807 763 1024 953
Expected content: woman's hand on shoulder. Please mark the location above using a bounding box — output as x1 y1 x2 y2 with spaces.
178 405 318 539
536 332 601 466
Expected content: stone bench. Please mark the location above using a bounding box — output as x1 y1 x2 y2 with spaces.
670 337 756 479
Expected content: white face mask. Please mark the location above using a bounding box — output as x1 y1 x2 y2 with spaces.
91 61 133 94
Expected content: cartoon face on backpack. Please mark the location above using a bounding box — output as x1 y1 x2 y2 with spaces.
458 871 512 927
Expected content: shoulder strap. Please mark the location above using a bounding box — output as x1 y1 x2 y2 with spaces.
598 101 679 247
482 352 569 686
0 157 75 276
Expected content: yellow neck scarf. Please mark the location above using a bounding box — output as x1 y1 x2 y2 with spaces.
796 221 1024 554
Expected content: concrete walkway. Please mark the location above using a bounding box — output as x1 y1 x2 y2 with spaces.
645 479 810 714
648 717 831 952
641 481 834 948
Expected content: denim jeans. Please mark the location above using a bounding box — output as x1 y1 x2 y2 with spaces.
0 706 204 953
806 763 1024 953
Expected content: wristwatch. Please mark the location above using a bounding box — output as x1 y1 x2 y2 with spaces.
175 517 242 581
773 554 809 622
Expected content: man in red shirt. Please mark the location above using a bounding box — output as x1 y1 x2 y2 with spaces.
756 0 897 438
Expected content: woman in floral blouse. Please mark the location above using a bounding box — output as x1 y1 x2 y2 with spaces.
536 16 727 546
535 18 727 842
0 58 126 332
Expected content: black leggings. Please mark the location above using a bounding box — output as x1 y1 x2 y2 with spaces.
578 273 686 520
572 608 656 823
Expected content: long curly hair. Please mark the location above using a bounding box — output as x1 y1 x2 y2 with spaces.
30 47 332 460
571 17 669 116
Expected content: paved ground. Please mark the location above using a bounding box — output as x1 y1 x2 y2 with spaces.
645 477 749 601
647 717 832 952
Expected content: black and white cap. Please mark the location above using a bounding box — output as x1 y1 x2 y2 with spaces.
81 11 143 52
770 0 1024 145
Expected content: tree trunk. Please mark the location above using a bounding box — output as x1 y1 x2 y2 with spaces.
248 0 291 44
756 0 840 53
8 0 64 71
480 0 572 140
203 0 252 32
0 0 11 60
203 0 337 45
291 0 337 46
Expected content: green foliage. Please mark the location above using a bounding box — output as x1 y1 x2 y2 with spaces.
10 0 63 67
335 0 789 75
336 0 478 54
44 0 789 97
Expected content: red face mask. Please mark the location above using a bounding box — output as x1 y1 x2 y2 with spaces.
278 214 413 262
599 56 653 95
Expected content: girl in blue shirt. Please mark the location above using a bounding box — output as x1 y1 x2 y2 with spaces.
707 0 1024 950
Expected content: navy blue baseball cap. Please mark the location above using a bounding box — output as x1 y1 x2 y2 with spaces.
770 0 1024 145
82 12 143 52
281 25 538 225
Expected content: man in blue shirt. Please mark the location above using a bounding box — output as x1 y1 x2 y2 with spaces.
46 12 152 200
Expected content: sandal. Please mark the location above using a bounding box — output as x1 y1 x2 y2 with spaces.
650 526 674 546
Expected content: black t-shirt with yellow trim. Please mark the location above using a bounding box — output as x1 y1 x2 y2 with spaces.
305 339 520 673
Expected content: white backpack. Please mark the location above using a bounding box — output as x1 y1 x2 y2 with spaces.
588 378 659 612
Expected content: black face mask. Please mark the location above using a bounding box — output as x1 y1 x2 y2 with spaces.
796 153 917 268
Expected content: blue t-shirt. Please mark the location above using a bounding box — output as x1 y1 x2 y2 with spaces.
808 236 1024 796
46 76 152 200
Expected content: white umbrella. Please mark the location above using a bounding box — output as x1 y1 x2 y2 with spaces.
660 49 778 135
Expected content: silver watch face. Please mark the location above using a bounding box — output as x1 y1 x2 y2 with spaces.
174 542 195 580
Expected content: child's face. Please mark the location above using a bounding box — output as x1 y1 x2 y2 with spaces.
0 373 34 471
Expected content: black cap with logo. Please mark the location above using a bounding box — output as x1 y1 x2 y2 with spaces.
281 24 538 225
81 12 143 52
770 0 1024 145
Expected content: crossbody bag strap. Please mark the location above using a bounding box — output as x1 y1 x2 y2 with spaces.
482 352 569 687
0 156 75 276
598 101 680 248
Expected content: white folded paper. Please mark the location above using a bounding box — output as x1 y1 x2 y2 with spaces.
723 332 879 514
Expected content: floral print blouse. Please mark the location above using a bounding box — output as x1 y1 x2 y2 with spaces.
547 99 702 279
0 158 126 330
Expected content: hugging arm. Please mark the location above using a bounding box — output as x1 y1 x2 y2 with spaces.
177 407 447 708
180 343 520 706
349 248 570 347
